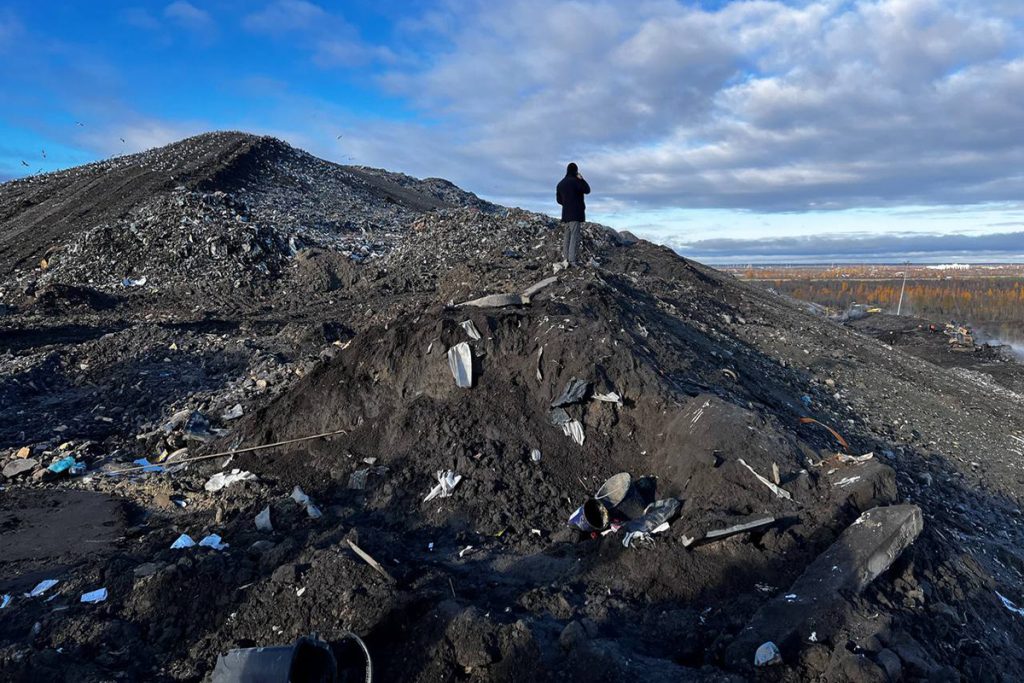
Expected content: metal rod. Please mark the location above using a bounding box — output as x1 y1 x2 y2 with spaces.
103 428 348 476
896 262 909 315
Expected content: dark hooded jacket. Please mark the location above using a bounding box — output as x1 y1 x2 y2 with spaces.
556 171 591 223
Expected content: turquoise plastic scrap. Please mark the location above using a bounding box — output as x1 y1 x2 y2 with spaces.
48 456 76 473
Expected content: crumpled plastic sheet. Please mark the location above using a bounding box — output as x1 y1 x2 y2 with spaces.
622 498 680 548
205 469 257 492
424 470 463 502
199 534 229 550
80 588 108 604
291 486 323 519
255 505 273 531
171 534 196 549
551 378 590 408
25 580 59 597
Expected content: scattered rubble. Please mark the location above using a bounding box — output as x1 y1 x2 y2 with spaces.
1 132 1023 681
726 505 924 668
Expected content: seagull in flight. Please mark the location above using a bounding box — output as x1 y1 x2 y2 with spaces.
41 149 46 159
75 121 85 127
120 137 126 143
336 134 343 140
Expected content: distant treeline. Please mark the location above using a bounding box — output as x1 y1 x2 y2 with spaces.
768 278 1024 339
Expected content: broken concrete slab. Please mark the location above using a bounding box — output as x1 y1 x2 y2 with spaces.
458 293 529 308
828 459 897 513
522 276 558 297
726 504 923 669
3 458 38 478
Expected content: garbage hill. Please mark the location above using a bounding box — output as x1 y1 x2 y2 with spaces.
2 135 1024 682
0 131 496 313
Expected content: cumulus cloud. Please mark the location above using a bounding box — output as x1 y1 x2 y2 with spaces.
242 0 328 34
673 231 1024 263
242 1 394 67
164 1 214 36
369 0 1024 214
120 7 161 31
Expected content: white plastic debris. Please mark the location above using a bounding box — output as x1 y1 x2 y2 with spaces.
737 458 792 500
997 591 1024 617
592 391 623 405
26 580 59 597
460 320 482 340
121 276 148 287
447 342 473 388
290 486 323 519
296 587 306 597
424 470 463 502
199 534 229 550
205 469 257 492
836 452 874 463
0 594 10 609
80 588 108 604
221 404 243 421
255 505 273 531
622 521 671 548
562 420 585 445
530 448 542 463
755 641 782 666
459 293 529 308
171 534 196 549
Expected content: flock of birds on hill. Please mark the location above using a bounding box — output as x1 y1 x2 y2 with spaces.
13 125 355 175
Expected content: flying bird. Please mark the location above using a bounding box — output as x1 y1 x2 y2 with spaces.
41 149 46 159
21 160 29 167
75 121 84 127
120 137 126 143
336 134 343 140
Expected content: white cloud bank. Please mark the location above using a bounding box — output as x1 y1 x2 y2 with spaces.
358 0 1024 215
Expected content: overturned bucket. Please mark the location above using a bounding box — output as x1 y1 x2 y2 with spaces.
568 498 611 532
211 633 371 683
594 473 632 508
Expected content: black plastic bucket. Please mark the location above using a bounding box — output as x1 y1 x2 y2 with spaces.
212 633 371 683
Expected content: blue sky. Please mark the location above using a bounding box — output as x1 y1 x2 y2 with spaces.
1 0 1023 262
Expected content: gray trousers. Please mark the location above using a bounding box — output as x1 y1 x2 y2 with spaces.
562 221 582 264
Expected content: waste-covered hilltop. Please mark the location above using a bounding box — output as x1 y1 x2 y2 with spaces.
0 131 498 313
3 134 1024 682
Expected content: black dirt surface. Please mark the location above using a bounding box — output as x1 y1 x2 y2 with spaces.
2 133 1024 682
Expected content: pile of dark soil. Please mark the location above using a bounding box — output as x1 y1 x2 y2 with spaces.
3 133 1024 682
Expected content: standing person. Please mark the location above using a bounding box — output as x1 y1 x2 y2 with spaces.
556 162 591 266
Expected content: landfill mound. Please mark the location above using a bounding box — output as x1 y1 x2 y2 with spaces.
0 132 497 313
3 135 1024 682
